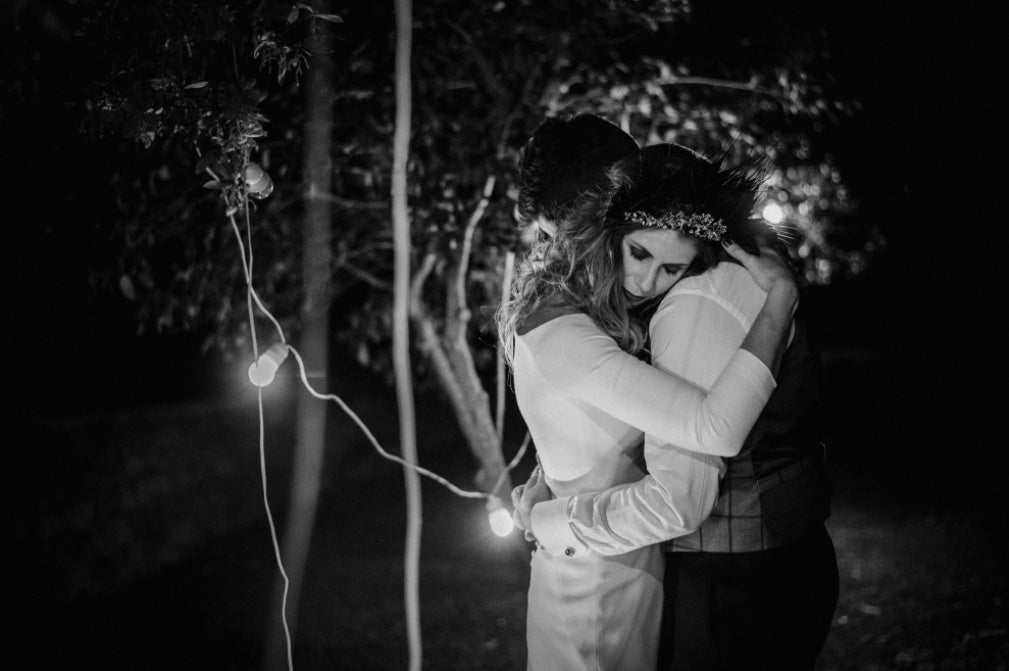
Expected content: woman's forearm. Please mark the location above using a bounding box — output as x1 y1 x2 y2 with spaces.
740 284 798 377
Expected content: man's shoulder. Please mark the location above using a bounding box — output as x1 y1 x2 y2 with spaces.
663 262 764 314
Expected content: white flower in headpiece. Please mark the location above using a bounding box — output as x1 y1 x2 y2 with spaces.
624 209 726 241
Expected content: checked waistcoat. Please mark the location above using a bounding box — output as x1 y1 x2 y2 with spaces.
666 310 832 554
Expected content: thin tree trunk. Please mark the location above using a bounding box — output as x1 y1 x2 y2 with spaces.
496 250 515 447
392 0 423 669
410 254 511 499
266 5 333 669
408 174 514 499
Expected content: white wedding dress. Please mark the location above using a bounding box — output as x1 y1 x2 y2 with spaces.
514 311 774 670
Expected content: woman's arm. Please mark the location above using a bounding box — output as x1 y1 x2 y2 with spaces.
519 262 782 556
528 246 795 458
722 239 799 377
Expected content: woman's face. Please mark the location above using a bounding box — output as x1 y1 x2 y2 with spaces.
621 228 699 304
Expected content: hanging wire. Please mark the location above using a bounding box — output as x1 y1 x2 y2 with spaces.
287 346 488 500
228 175 534 671
229 205 294 671
228 192 531 502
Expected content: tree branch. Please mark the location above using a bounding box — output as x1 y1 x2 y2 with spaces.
495 57 542 159
337 260 392 292
444 20 507 104
306 189 388 210
345 240 394 259
446 175 496 342
658 75 786 103
409 251 438 320
456 175 496 298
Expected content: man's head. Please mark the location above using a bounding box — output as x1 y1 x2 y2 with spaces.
516 114 638 235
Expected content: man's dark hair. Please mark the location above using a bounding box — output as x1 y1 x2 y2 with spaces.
516 114 638 227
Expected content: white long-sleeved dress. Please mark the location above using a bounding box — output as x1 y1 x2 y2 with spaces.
514 310 775 671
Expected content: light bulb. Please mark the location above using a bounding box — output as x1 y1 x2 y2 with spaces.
248 343 290 387
244 163 274 200
762 202 784 225
486 497 514 537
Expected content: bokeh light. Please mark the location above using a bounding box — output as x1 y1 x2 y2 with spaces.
248 343 290 387
762 202 785 225
487 498 514 537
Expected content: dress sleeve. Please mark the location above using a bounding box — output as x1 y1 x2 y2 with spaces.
530 284 759 557
532 313 774 458
531 446 723 557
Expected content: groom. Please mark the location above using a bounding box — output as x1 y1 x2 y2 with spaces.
512 113 838 670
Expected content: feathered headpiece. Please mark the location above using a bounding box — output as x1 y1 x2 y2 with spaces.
604 143 764 242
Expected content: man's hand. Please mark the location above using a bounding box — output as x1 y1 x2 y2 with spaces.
511 464 552 541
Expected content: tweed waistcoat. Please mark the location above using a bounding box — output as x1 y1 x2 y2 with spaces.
667 311 832 553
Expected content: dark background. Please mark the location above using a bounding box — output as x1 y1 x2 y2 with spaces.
3 0 992 400
3 1 1004 669
5 0 995 474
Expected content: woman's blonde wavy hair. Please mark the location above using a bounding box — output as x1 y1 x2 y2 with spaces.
496 190 645 368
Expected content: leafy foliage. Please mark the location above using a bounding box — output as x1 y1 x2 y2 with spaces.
30 0 877 375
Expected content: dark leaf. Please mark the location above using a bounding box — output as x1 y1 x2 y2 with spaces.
119 275 137 301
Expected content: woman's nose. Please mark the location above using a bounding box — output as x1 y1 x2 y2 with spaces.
638 269 657 293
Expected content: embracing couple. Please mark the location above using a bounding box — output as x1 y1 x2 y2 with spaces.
497 115 839 671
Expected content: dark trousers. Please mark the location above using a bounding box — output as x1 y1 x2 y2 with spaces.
657 524 839 671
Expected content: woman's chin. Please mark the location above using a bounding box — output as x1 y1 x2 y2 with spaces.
624 290 646 306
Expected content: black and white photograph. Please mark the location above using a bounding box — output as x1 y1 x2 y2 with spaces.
4 1 1001 669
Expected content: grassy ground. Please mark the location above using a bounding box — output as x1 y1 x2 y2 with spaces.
14 353 1008 670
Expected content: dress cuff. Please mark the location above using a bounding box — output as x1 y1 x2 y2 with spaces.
530 495 588 559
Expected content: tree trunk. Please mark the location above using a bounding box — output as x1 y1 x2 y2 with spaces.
408 174 514 501
411 298 511 499
392 0 424 669
266 5 333 669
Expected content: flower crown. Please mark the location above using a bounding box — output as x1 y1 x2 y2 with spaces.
623 209 726 241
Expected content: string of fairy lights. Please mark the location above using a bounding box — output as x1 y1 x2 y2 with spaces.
228 167 530 669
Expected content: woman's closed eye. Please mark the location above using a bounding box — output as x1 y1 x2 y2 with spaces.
629 245 650 262
662 264 685 276
631 244 683 276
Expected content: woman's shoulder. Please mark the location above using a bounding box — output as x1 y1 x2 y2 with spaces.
516 305 613 384
516 297 586 337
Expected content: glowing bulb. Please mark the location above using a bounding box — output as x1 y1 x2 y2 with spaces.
244 163 274 200
486 497 514 537
248 343 290 387
762 202 784 225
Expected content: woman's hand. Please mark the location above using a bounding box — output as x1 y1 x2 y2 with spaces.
511 465 552 541
726 239 800 376
721 239 797 297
